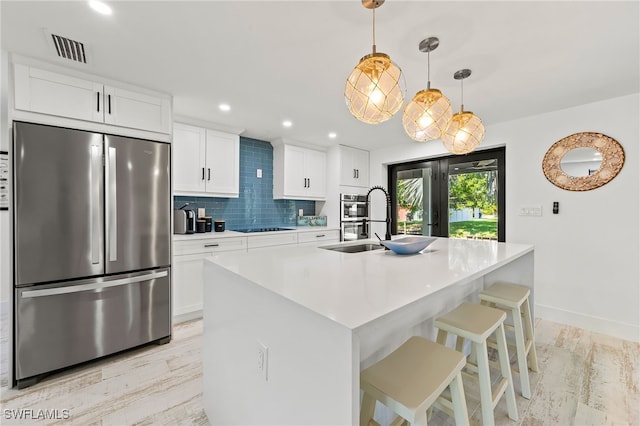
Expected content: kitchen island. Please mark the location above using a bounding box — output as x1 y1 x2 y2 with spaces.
202 237 534 425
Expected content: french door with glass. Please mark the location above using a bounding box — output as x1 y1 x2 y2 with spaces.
389 148 505 241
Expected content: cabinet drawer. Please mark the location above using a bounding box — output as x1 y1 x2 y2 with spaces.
247 232 298 250
297 230 340 245
174 236 247 255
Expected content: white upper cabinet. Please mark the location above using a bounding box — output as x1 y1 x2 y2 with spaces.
339 145 370 188
13 63 172 134
273 143 327 200
173 123 207 193
102 86 171 133
173 123 240 198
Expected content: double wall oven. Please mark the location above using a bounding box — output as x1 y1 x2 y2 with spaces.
340 194 368 241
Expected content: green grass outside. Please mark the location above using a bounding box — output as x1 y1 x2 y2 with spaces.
398 218 498 239
449 218 497 239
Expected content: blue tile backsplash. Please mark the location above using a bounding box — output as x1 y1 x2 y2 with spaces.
174 137 315 230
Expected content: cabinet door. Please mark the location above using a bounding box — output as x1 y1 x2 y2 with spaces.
14 64 104 123
172 252 207 318
204 130 240 197
283 145 307 197
339 145 369 187
173 123 207 194
351 147 370 187
104 85 171 134
305 149 327 199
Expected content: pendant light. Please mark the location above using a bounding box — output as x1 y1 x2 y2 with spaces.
344 0 406 124
441 69 485 155
402 37 452 142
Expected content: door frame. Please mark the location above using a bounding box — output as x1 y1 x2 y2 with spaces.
388 147 506 241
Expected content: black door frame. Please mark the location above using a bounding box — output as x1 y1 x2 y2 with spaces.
388 147 506 242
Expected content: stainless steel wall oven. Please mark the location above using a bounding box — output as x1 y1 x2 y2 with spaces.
340 194 368 241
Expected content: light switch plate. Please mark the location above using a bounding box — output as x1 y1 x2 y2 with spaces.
518 205 542 216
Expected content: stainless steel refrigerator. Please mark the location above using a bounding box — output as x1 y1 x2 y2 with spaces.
13 121 171 388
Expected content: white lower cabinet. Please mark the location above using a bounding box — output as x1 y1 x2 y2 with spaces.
247 232 298 250
172 228 339 322
297 229 340 246
172 236 246 322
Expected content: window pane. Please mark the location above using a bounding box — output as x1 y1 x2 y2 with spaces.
448 159 498 240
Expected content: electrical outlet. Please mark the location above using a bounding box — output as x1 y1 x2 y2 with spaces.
257 168 262 178
197 208 206 217
257 342 268 381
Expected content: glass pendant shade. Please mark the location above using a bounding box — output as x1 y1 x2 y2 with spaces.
402 88 452 141
441 111 485 155
345 53 406 124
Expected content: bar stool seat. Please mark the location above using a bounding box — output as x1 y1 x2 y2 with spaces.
360 336 470 426
479 282 538 399
435 302 518 426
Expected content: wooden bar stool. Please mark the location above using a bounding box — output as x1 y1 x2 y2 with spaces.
360 336 470 426
479 282 539 399
434 302 518 426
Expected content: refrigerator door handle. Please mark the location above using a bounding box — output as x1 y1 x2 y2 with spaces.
107 146 117 262
21 270 168 299
90 144 102 264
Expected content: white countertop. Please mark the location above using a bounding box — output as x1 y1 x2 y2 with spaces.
173 227 338 241
205 237 533 330
173 230 245 241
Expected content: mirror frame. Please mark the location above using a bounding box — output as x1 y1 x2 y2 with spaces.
542 132 625 191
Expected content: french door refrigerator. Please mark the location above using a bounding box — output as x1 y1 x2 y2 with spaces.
13 121 171 388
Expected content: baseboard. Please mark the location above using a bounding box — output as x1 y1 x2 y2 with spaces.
536 303 640 343
173 309 203 325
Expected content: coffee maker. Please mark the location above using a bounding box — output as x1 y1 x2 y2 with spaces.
174 203 196 234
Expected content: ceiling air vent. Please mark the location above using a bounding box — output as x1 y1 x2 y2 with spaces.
50 33 87 64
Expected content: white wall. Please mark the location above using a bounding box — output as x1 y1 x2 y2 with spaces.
369 94 640 342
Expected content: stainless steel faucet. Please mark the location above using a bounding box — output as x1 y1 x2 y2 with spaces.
365 185 392 241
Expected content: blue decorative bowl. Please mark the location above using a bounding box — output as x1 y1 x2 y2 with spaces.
380 236 437 255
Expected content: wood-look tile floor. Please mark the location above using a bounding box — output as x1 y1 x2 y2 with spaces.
1 318 638 425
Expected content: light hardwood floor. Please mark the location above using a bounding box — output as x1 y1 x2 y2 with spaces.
1 318 638 425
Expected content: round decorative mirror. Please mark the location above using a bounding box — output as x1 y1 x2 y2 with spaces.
542 132 625 191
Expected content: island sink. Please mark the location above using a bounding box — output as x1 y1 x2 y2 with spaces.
321 243 384 253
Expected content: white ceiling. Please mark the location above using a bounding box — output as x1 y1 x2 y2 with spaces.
2 1 639 150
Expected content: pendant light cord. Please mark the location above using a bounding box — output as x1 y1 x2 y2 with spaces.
460 78 465 113
426 50 431 90
372 6 377 53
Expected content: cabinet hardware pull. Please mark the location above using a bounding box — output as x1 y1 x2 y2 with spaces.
208 168 211 181
97 92 100 112
108 94 111 114
202 168 205 180
353 169 356 178
307 178 310 188
316 234 326 238
356 169 359 178
204 243 219 248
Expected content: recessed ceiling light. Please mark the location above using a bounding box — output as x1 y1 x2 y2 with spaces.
282 120 293 128
219 103 231 112
89 0 112 15
328 132 337 139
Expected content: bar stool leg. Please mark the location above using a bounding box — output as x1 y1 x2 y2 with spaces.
511 304 531 399
360 393 376 426
522 299 539 372
496 323 518 421
450 372 470 426
474 340 495 426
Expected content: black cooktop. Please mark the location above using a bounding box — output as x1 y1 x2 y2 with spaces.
234 227 295 233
